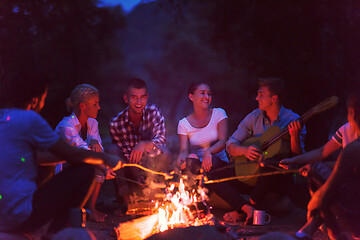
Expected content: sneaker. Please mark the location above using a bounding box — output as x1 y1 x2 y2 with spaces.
292 234 312 240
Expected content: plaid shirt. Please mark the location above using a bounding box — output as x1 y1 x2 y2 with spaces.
109 104 166 162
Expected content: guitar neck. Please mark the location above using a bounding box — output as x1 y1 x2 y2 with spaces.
261 96 338 152
261 110 314 151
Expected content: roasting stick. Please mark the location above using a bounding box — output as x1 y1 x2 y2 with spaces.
122 163 174 180
202 169 299 184
116 176 146 187
82 159 173 179
84 159 297 184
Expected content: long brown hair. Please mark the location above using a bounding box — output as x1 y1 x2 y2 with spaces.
348 91 360 127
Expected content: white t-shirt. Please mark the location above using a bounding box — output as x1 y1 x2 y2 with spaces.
332 122 359 148
177 108 228 162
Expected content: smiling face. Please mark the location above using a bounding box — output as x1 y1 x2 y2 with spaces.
124 87 148 115
255 86 277 111
81 94 100 119
189 84 212 109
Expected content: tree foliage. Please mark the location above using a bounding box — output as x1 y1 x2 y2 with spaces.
0 0 125 126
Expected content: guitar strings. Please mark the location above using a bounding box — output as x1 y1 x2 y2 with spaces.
262 110 314 150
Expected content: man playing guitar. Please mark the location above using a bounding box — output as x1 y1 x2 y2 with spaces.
225 77 305 221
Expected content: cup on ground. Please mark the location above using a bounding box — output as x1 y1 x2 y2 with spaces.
253 210 271 225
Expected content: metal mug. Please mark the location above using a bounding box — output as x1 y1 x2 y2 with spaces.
253 210 271 225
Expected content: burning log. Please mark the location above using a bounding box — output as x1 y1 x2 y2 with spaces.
115 214 159 240
126 201 157 216
115 211 217 240
148 182 167 189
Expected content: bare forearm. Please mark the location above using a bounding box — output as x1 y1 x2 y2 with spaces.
207 140 226 155
290 148 324 165
290 135 303 155
147 140 156 149
227 142 248 157
178 134 189 162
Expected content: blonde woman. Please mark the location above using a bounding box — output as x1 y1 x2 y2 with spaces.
56 84 114 222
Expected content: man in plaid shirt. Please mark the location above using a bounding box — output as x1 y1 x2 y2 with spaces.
110 78 167 163
108 78 170 214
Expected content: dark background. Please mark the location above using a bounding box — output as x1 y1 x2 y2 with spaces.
1 0 359 157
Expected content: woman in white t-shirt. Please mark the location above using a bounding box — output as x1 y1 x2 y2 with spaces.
177 82 255 224
177 82 228 172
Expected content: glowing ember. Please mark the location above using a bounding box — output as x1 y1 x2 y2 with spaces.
116 177 215 240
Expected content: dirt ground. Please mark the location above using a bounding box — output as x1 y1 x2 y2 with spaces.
86 180 330 240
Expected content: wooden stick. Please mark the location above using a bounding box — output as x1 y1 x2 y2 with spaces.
115 175 146 187
203 169 299 184
122 163 173 180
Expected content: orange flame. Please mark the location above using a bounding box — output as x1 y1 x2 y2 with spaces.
116 177 214 240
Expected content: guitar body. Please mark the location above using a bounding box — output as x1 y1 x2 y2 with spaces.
233 125 291 187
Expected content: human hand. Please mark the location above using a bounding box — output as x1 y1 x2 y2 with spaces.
288 120 302 137
177 157 186 170
105 168 116 180
279 157 298 169
299 164 311 177
201 150 213 172
245 146 262 161
89 139 103 152
104 154 123 171
130 141 149 163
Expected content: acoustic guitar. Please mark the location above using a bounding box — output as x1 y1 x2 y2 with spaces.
233 96 339 187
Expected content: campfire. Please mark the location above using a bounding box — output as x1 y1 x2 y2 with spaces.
115 176 215 240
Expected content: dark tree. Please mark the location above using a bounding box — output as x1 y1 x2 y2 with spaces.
0 0 125 127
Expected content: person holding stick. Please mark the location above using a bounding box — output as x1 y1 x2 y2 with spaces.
281 92 360 240
0 73 122 238
109 78 170 215
55 84 115 222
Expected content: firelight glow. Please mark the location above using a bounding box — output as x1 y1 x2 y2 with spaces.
115 177 214 239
